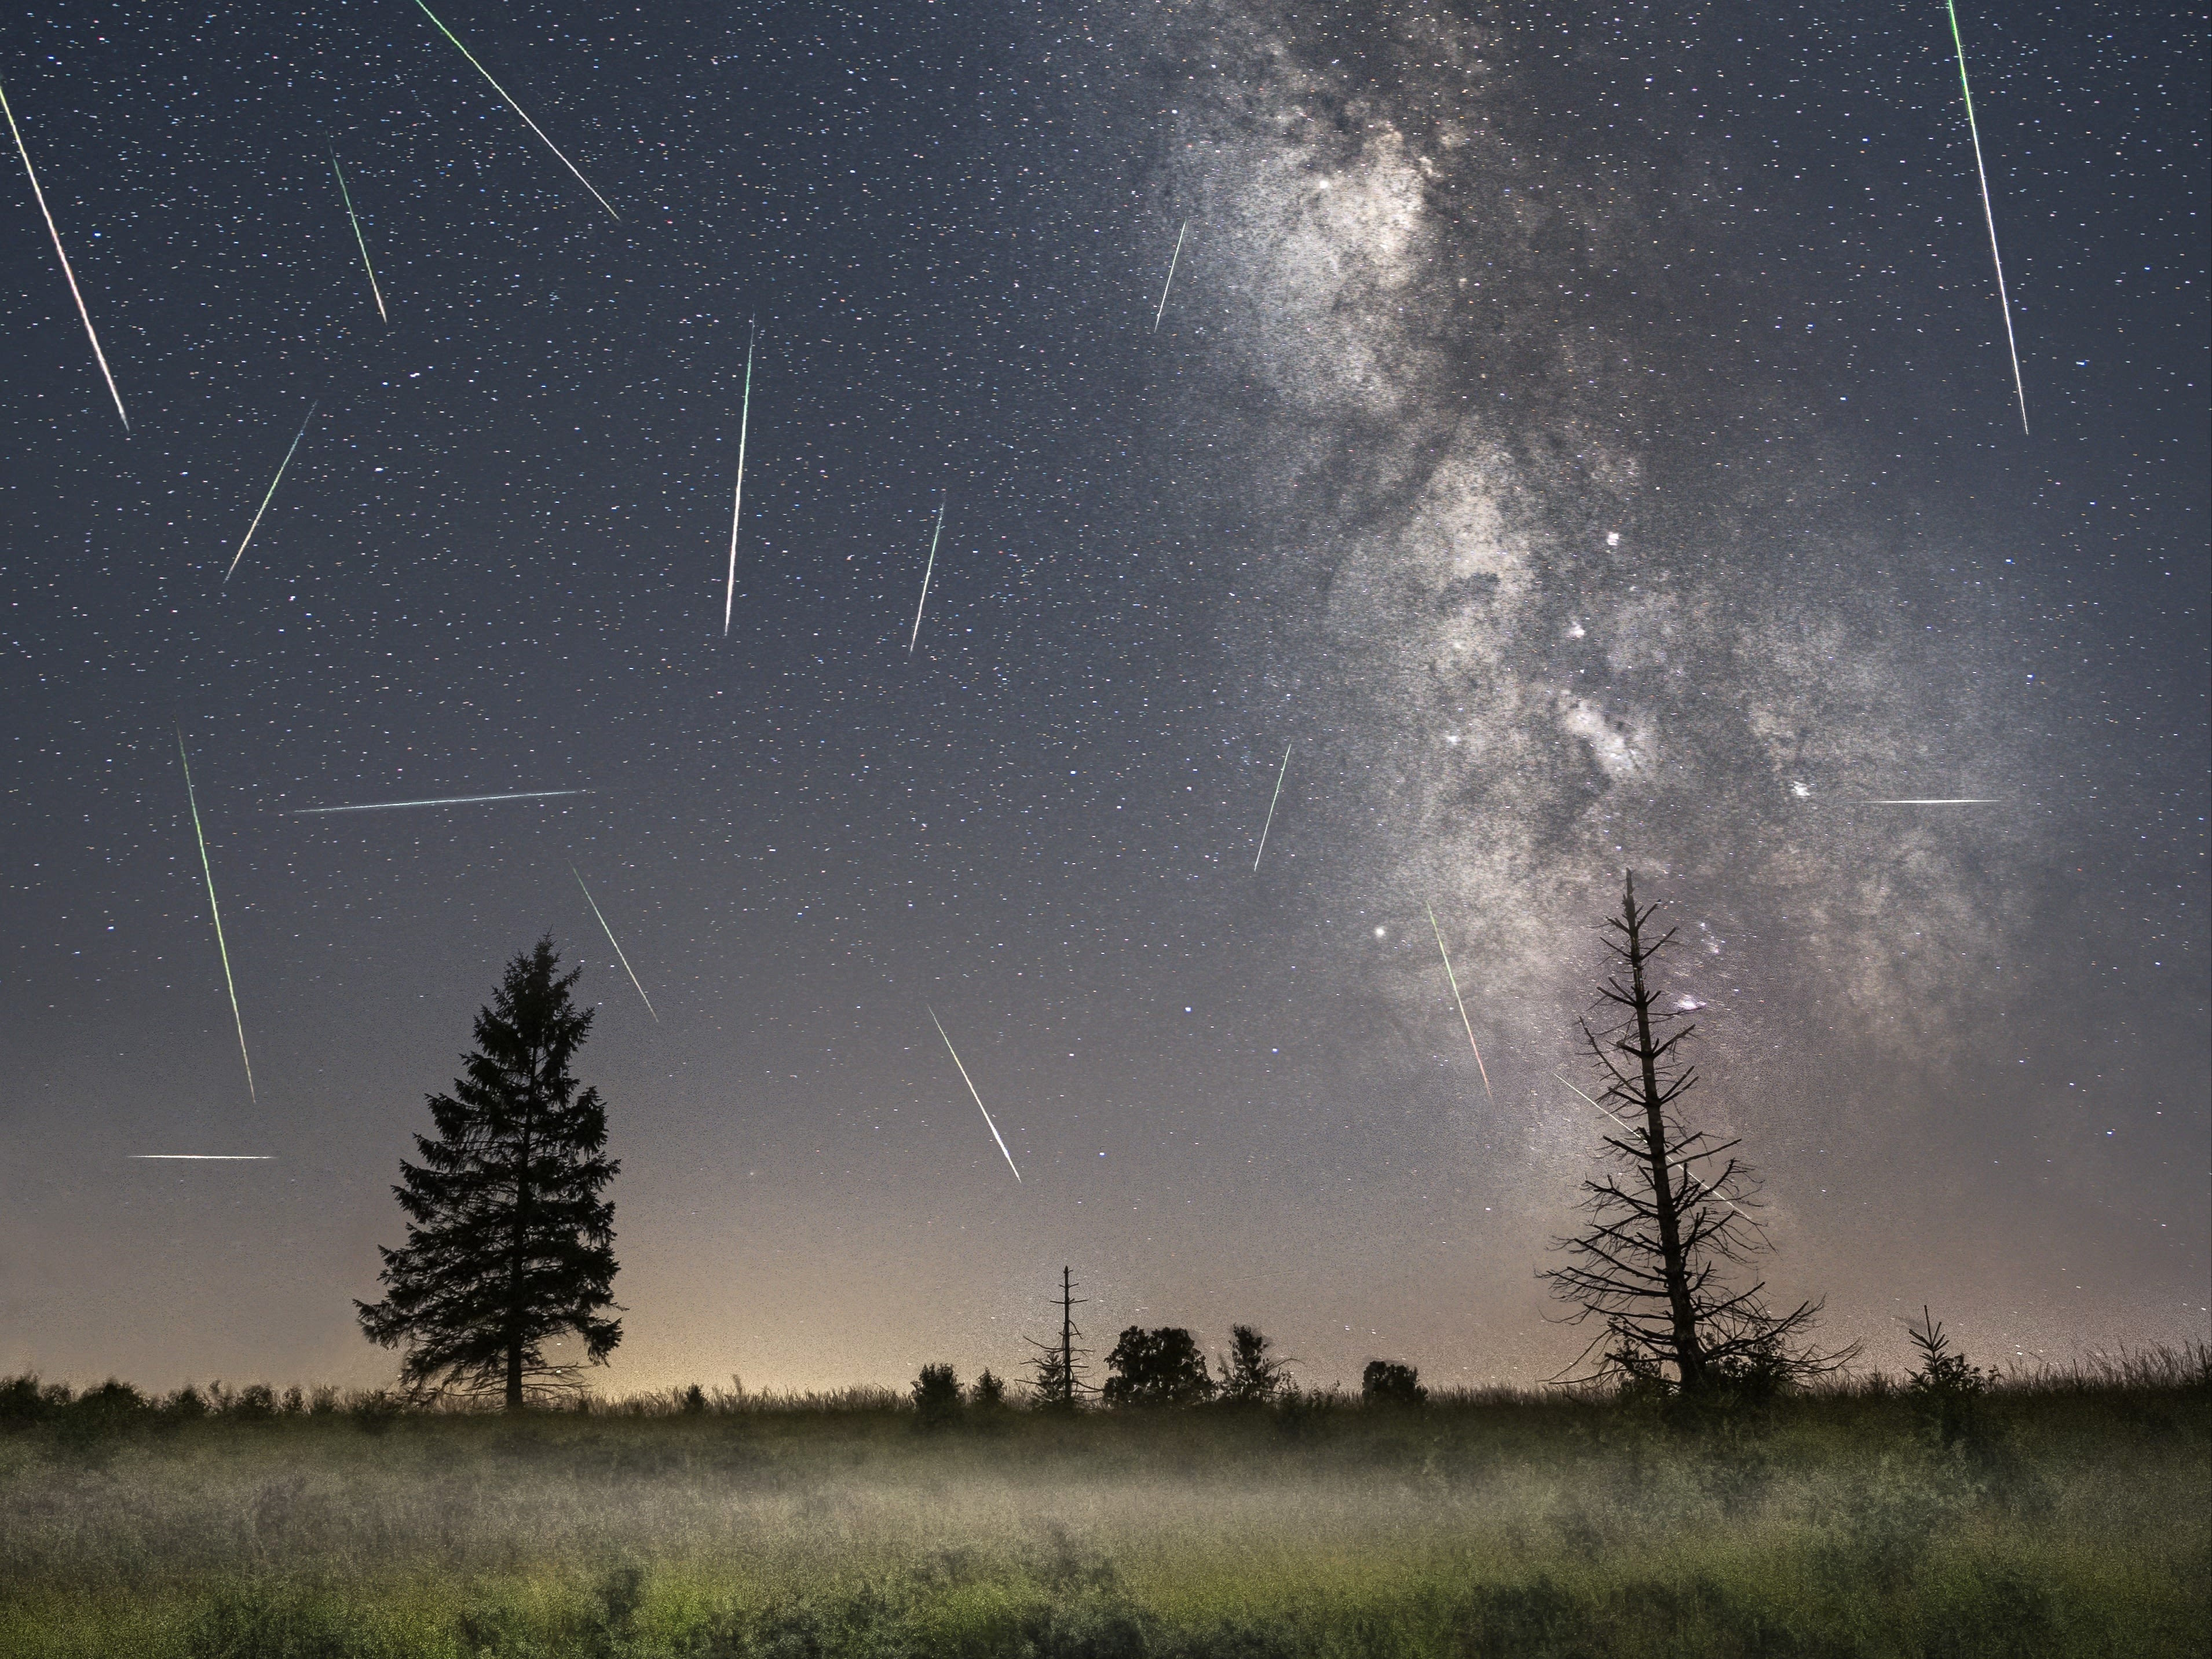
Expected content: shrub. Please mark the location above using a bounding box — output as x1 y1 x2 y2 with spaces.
911 1364 963 1426
970 1369 1007 1409
1361 1360 1427 1406
1103 1328 1215 1407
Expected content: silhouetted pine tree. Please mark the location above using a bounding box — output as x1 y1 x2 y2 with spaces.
356 938 621 1409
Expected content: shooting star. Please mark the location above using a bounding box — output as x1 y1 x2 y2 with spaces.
571 864 657 1022
1944 0 2028 433
0 71 127 429
723 323 755 637
290 789 590 814
1856 798 2006 805
907 498 946 653
225 402 317 583
410 0 619 221
1252 742 1291 871
1552 1070 1752 1223
330 151 386 323
1151 217 1188 335
928 1006 1021 1183
130 1154 275 1161
178 729 254 1103
1425 903 1496 1108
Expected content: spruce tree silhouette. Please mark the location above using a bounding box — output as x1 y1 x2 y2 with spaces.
357 938 621 1409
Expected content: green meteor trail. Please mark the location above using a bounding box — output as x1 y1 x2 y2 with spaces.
178 729 254 1103
411 0 619 221
330 151 386 323
1252 741 1290 871
224 402 317 583
1944 0 2028 433
1152 217 1188 334
928 1007 1021 1182
0 71 127 429
724 323 755 637
571 864 657 1022
908 498 946 653
1427 902 1495 1108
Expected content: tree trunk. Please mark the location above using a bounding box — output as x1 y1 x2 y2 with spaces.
1621 874 1706 1392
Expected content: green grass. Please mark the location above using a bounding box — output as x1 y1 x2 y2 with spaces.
1 1360 2204 1657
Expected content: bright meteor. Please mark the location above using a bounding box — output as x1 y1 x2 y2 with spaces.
290 789 590 814
908 498 946 653
331 151 386 323
1552 1070 1753 1223
571 864 657 1022
1856 798 2006 805
225 402 317 583
724 323 755 637
130 1154 275 1161
928 1006 1021 1183
178 729 255 1103
1426 903 1495 1108
1252 742 1290 871
410 0 619 221
1944 0 2028 434
1152 217 1188 335
0 71 127 430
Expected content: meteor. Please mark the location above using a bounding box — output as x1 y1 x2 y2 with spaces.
410 0 619 221
1552 1070 1752 1223
571 864 657 1022
1425 903 1495 1108
290 789 590 814
1856 798 2005 805
225 402 317 583
907 498 946 653
1151 217 1188 335
178 729 255 1103
723 323 755 637
1252 742 1290 871
0 71 127 429
331 151 386 323
928 1006 1021 1183
1944 0 2028 434
130 1154 275 1161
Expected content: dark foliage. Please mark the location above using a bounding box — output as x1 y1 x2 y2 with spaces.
910 1363 963 1426
1908 1307 1992 1446
1216 1325 1293 1405
1102 1327 1216 1407
970 1369 1007 1409
1362 1360 1428 1406
356 938 621 1409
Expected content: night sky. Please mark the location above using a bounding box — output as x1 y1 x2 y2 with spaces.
2 1 2204 1395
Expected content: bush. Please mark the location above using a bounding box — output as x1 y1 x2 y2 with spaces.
911 1363 963 1427
1103 1328 1215 1407
970 1369 1007 1409
1362 1360 1427 1406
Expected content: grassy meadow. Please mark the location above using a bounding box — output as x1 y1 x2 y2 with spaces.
1 1354 2206 1658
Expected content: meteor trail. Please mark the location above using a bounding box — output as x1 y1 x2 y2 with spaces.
928 1006 1021 1183
178 729 254 1103
1944 0 2028 434
1425 903 1495 1107
723 324 755 637
290 789 590 814
1552 1071 1753 1223
330 151 386 322
410 0 619 221
1856 798 2005 805
225 402 317 583
1252 742 1290 871
130 1154 275 1161
1151 217 1188 334
571 864 657 1022
907 498 946 653
0 72 127 429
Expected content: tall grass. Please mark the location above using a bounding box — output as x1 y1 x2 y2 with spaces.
1 1347 2204 1657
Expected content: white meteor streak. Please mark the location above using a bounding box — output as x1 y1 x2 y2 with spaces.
0 72 127 429
1425 903 1495 1107
1552 1070 1752 1223
331 151 386 323
571 864 657 1022
928 1006 1021 1183
410 0 619 221
907 498 946 653
1856 798 2005 805
130 1154 275 1161
1151 217 1187 335
1252 742 1290 871
1945 0 2028 434
178 729 254 1103
723 323 755 637
225 402 317 583
290 789 590 814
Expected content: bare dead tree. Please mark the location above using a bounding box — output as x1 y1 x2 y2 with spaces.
1542 871 1855 1395
1022 1265 1092 1409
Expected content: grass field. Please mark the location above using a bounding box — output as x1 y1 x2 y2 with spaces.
1 1354 2205 1658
